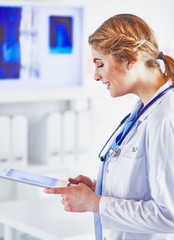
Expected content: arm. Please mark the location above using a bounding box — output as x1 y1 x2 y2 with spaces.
100 196 174 234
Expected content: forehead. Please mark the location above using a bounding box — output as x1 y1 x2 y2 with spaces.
91 47 113 63
91 47 104 58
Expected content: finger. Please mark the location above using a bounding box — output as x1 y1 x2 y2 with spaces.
68 175 84 184
68 178 79 184
44 187 67 194
64 205 72 212
61 199 66 206
61 199 72 212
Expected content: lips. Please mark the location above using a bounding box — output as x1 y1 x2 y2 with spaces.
102 81 111 89
106 82 111 89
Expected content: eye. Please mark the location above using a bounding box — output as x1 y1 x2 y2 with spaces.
97 64 104 68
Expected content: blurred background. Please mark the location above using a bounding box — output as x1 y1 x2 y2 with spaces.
0 0 173 239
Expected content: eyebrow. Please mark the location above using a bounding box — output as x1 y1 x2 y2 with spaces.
93 58 102 63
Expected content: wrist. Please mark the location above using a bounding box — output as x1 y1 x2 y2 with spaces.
91 179 96 192
90 193 101 213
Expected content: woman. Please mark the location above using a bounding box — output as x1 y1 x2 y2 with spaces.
44 14 174 240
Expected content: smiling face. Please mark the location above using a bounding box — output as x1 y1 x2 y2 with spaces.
91 47 137 98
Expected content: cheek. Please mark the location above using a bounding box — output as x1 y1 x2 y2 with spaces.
110 76 128 96
103 64 113 76
111 74 123 87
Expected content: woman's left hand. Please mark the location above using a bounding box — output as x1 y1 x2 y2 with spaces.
44 183 101 213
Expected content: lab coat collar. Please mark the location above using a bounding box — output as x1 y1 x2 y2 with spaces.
134 81 173 123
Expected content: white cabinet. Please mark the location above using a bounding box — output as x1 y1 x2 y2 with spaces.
0 87 95 201
0 88 97 239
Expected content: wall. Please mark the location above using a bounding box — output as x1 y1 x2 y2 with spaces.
0 0 173 239
0 0 174 181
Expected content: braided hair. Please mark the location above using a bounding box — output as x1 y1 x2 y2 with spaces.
88 14 174 84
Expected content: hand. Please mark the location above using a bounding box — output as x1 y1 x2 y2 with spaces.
44 183 101 213
68 175 96 192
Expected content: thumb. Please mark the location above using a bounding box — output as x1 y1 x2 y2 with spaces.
68 175 84 184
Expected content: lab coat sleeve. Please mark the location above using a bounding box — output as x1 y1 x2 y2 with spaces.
99 114 174 234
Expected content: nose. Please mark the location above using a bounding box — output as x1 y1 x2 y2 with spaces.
94 70 102 82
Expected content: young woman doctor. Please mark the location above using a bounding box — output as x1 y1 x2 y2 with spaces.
44 14 174 240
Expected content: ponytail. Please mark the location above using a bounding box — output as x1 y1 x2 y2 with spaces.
163 54 174 84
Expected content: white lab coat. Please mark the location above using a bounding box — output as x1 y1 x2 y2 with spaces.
99 81 174 240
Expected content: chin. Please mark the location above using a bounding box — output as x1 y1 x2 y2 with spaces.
109 91 120 98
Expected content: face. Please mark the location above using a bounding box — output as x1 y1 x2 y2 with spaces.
91 47 137 98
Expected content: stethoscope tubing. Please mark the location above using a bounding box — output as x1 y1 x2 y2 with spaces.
99 85 173 161
98 113 130 161
118 85 173 146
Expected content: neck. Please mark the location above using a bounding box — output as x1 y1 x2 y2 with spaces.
133 64 166 106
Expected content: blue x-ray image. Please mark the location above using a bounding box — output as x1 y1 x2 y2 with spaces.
49 16 73 54
0 7 21 79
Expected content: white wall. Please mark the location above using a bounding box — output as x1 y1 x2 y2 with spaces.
0 1 173 239
0 0 174 171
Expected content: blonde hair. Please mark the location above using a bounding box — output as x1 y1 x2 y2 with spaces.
89 14 174 84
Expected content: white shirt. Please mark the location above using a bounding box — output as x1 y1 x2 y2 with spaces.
99 82 174 240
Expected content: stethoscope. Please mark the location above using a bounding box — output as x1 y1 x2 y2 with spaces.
98 85 174 162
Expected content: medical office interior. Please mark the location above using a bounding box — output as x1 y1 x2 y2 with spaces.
0 0 173 239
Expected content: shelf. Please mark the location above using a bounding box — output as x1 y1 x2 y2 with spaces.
0 198 94 240
0 87 93 104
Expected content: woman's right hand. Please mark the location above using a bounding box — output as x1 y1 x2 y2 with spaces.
68 175 96 192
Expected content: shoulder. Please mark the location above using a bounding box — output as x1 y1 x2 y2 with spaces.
148 91 174 123
146 92 174 140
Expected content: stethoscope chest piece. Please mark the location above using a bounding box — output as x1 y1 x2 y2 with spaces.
107 148 114 157
114 146 121 157
108 146 121 162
